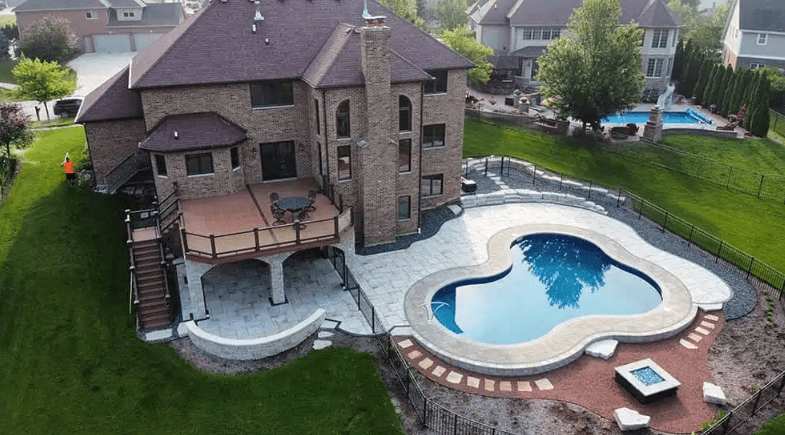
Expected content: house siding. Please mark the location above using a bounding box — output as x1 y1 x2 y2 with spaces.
738 32 785 60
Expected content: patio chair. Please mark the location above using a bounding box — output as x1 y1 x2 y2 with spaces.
270 192 279 204
306 190 317 212
717 120 739 131
270 204 286 225
294 210 308 230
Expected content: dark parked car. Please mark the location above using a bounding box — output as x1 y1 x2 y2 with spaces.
53 98 82 118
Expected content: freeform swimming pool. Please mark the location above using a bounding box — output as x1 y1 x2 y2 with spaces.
431 234 662 345
602 109 712 124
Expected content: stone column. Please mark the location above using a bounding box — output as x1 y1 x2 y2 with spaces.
269 257 286 305
184 258 213 320
642 106 663 143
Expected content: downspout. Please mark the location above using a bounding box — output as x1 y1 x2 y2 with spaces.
322 89 330 188
417 81 424 233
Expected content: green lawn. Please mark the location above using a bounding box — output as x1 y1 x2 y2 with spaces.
0 127 404 435
0 15 16 27
0 58 18 84
661 135 785 176
756 411 785 434
463 118 785 272
31 116 75 129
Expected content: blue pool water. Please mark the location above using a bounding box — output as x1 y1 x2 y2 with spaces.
632 367 665 386
431 234 662 345
602 109 712 125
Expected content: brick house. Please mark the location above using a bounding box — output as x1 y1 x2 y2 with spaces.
76 0 472 328
722 0 785 71
14 0 184 53
467 0 682 94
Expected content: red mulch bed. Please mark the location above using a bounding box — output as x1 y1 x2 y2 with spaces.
399 309 725 433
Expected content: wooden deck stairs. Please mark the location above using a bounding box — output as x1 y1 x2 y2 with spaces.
131 238 172 330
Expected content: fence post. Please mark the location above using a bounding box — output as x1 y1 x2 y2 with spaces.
453 414 458 435
253 228 260 252
726 167 733 189
500 156 504 176
688 225 695 247
751 389 762 416
747 257 755 280
422 397 428 427
371 306 375 333
560 172 563 191
588 181 592 199
758 174 766 199
616 188 622 207
778 372 785 396
532 164 536 184
721 413 732 435
181 228 189 253
484 158 488 176
638 200 644 219
662 211 668 232
716 240 724 263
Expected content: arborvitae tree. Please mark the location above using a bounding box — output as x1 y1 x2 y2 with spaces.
710 64 730 108
728 68 752 116
684 47 703 97
672 39 685 83
719 64 735 117
693 58 713 105
742 72 761 129
705 64 722 107
698 64 717 106
749 76 771 137
722 69 740 117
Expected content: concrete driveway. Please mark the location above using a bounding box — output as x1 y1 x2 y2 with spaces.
66 52 138 97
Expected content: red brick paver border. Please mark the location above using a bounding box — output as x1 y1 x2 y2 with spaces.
397 310 726 434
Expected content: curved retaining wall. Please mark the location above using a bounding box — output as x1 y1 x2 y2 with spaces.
461 189 611 215
185 309 326 360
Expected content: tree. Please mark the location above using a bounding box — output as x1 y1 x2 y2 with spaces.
536 0 644 130
742 72 760 129
0 32 9 61
729 68 753 116
684 2 731 54
668 1 700 35
721 67 739 117
439 28 493 83
760 67 785 110
717 64 733 115
11 57 77 121
0 103 34 158
435 0 468 30
19 16 78 63
377 0 426 29
692 58 712 105
748 76 770 137
707 64 726 108
672 39 685 83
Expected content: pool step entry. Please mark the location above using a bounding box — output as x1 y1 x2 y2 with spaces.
132 239 172 330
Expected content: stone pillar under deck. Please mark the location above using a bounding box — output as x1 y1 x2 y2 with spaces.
184 258 213 320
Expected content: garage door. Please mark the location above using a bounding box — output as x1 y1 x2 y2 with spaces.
133 33 166 52
93 34 132 53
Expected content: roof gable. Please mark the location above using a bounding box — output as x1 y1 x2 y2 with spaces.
739 0 785 33
129 0 472 89
76 66 143 123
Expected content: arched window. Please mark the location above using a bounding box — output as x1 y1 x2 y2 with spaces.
399 96 411 132
336 100 350 138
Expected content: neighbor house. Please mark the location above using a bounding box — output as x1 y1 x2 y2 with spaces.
721 0 785 71
467 0 682 94
14 0 184 53
76 0 472 329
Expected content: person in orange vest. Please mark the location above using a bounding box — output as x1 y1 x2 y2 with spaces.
61 154 75 186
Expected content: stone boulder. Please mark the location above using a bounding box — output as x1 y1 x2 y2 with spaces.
703 382 728 406
614 407 650 431
586 339 618 360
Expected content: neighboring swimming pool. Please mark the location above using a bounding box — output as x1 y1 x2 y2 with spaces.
602 109 712 124
431 234 662 345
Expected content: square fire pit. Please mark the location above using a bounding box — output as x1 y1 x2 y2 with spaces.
615 358 681 404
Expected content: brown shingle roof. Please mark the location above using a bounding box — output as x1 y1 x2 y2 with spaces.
129 0 472 89
139 113 247 152
75 66 143 123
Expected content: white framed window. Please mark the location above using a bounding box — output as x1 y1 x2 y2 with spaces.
531 28 541 40
651 29 668 48
123 11 135 17
758 33 767 45
646 58 664 78
552 28 561 39
541 28 551 40
750 63 766 69
86 10 97 19
522 27 532 40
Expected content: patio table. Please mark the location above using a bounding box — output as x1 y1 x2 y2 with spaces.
276 196 312 227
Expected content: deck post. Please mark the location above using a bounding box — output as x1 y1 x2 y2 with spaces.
334 216 339 236
254 228 260 252
209 234 216 259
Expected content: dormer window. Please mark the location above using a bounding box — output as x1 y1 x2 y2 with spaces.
123 11 135 18
86 10 97 19
758 33 767 45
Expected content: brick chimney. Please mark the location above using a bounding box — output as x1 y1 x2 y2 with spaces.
358 16 396 246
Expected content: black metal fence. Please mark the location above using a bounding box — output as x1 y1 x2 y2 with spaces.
323 246 384 334
771 109 785 138
376 332 518 435
465 156 785 300
702 370 785 435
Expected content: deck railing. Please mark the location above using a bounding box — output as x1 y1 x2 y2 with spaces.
181 207 353 261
